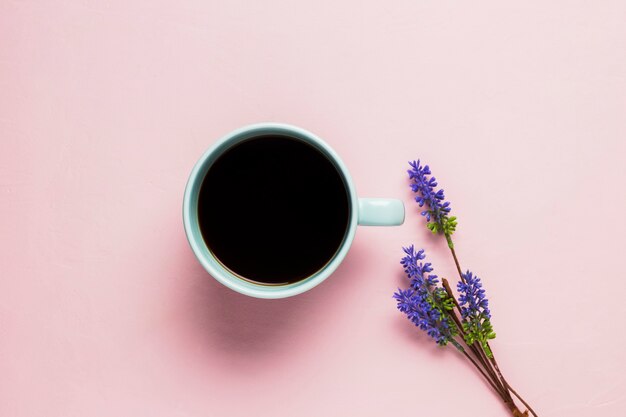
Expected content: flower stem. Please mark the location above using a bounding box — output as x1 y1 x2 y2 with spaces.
444 234 537 416
488 348 538 417
445 233 464 283
455 340 504 398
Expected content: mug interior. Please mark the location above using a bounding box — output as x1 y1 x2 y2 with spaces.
183 123 359 298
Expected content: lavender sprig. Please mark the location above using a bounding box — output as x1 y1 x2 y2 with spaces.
394 160 537 417
394 246 458 347
408 160 457 245
457 271 496 357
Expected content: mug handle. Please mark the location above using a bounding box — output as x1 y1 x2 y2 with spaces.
358 198 405 226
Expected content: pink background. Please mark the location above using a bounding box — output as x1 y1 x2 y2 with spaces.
1 1 625 416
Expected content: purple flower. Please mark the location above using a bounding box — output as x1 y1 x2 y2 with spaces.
408 160 451 224
457 271 496 355
394 246 457 347
400 245 439 288
457 271 491 320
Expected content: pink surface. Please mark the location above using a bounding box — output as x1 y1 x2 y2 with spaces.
1 1 625 416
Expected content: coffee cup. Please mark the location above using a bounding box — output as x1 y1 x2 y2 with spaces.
183 123 404 298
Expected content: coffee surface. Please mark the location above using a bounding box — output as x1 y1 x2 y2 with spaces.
198 135 350 285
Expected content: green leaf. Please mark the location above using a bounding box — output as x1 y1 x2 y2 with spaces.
441 216 458 236
482 342 493 358
426 221 440 234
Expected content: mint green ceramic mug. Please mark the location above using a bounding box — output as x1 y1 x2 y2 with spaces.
183 123 404 298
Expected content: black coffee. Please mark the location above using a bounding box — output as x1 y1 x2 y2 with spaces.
198 135 350 285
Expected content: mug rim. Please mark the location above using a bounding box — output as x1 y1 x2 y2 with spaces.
182 122 359 298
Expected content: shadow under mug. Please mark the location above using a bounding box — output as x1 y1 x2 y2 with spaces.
183 123 405 298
